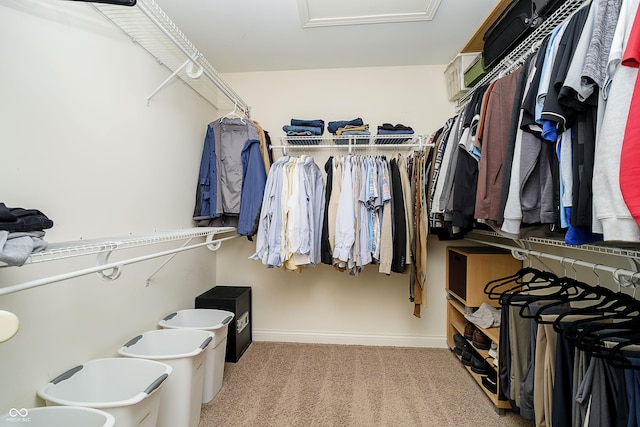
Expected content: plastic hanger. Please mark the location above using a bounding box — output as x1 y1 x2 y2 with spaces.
222 100 245 124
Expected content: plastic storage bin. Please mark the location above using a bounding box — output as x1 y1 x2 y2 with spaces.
158 308 234 403
37 358 171 427
444 52 481 101
0 406 115 427
118 329 212 427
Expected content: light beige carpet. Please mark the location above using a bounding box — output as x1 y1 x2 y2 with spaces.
198 342 534 427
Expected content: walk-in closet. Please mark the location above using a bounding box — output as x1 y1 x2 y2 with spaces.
2 0 639 426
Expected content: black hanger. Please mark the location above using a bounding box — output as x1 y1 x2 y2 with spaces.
483 267 558 304
523 279 615 323
554 291 640 341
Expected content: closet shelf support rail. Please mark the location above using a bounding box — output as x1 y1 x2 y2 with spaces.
466 238 640 288
0 233 240 297
92 0 250 113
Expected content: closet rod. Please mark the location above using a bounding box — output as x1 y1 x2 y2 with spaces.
0 234 240 297
465 238 640 288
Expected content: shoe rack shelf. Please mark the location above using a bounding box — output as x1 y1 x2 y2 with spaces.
445 246 522 413
446 298 510 411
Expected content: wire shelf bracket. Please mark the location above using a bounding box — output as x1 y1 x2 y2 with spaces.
92 0 250 114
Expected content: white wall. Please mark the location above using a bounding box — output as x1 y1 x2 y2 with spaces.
0 0 463 413
219 66 458 347
0 0 220 410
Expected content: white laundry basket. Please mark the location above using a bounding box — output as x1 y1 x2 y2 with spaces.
158 308 234 403
0 406 115 427
37 358 171 427
118 328 212 427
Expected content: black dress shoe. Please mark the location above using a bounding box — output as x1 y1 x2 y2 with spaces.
482 371 497 394
471 355 490 375
453 333 467 355
461 349 474 366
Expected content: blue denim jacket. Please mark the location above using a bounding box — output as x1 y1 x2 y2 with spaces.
238 138 267 236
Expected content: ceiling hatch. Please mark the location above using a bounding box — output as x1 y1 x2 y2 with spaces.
297 0 443 28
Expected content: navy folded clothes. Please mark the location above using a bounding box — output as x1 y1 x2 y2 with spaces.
328 118 364 134
0 203 54 232
375 128 414 144
376 129 415 135
378 123 414 132
290 119 325 134
283 125 323 136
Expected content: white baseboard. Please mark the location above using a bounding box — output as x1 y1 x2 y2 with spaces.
252 329 448 348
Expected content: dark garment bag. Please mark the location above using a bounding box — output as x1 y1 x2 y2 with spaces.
483 0 567 70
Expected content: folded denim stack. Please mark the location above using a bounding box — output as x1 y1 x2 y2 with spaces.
328 118 370 145
282 118 324 145
375 123 414 144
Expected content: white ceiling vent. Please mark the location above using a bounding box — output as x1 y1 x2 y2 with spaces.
297 0 442 28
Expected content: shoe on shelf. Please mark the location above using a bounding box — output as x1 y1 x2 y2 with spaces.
482 371 497 394
471 355 491 375
464 322 476 340
472 328 492 350
461 349 474 366
453 333 468 355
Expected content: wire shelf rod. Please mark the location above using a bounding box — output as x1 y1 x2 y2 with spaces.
0 234 240 297
3 227 235 266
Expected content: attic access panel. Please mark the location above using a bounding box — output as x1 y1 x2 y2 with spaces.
298 0 442 28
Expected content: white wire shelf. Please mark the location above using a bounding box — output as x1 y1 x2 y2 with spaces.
273 134 433 154
3 227 236 266
91 0 249 112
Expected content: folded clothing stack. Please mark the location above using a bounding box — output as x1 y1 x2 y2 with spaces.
328 118 370 144
327 117 371 145
282 118 324 144
0 202 53 266
375 123 414 144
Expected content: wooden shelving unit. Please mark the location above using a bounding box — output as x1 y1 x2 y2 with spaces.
445 246 521 413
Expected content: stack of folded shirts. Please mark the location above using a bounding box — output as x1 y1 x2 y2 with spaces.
328 118 370 144
282 118 324 144
375 123 414 144
0 202 53 266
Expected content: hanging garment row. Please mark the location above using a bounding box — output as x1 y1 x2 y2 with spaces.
249 154 413 273
193 115 273 236
249 152 430 316
482 266 640 426
427 0 640 245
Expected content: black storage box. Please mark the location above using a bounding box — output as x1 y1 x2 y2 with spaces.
195 285 252 363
